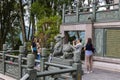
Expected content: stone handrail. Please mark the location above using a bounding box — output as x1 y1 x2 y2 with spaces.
37 68 76 77
0 44 28 79
21 48 82 80
1 44 83 80
20 74 29 80
62 1 120 23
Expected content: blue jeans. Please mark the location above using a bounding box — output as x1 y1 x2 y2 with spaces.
37 54 41 60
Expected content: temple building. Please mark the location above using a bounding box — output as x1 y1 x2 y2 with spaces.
60 0 120 60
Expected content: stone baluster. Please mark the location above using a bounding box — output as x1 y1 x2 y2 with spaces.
40 48 47 80
19 46 25 54
72 51 82 80
18 46 25 79
27 54 36 80
119 0 120 19
72 62 82 80
23 42 27 57
76 0 79 22
62 4 65 23
92 0 96 22
2 44 7 74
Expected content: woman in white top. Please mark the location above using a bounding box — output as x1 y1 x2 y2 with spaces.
73 39 83 62
73 39 83 53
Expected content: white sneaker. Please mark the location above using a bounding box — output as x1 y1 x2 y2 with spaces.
90 70 93 73
87 71 90 74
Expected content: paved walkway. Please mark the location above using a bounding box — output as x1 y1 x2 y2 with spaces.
82 61 120 80
82 68 120 80
49 67 120 80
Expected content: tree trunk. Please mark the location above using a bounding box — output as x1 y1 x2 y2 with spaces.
0 1 2 50
28 19 31 41
76 31 80 39
31 14 35 39
19 0 26 42
0 0 9 50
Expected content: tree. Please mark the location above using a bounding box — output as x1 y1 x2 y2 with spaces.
31 0 74 18
0 0 22 50
35 16 61 48
0 0 30 50
19 0 26 42
30 0 79 48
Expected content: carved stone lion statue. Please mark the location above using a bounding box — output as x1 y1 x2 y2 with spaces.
62 43 75 59
53 34 64 57
52 34 76 59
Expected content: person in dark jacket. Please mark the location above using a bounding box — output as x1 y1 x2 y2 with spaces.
84 38 94 73
31 37 37 59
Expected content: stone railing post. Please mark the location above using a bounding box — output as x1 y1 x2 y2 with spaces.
27 54 36 80
119 0 120 19
23 42 27 57
18 46 25 79
18 54 22 79
76 0 79 22
40 48 47 80
92 0 96 22
72 51 82 80
19 46 25 54
73 62 82 80
62 4 65 23
40 48 48 71
2 44 7 74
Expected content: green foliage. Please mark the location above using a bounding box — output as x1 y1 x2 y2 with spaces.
35 15 61 47
31 0 74 18
31 0 69 48
31 1 52 19
26 41 32 51
0 0 22 50
30 0 75 48
12 38 22 50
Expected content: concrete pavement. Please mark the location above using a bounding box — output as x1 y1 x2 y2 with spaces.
82 68 120 80
82 61 120 80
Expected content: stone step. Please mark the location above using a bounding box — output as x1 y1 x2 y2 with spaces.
94 56 120 64
93 61 120 72
92 56 120 72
